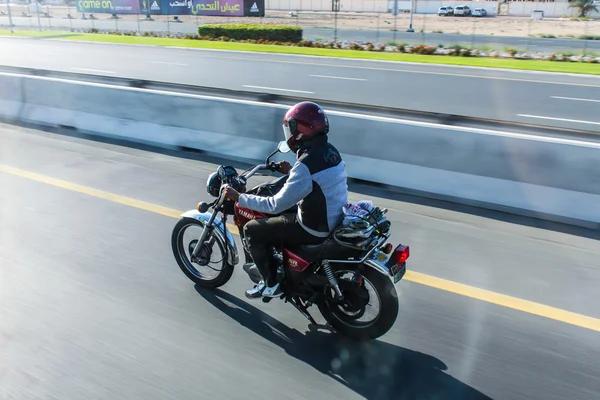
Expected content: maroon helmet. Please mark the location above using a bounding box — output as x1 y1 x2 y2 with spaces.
281 101 330 153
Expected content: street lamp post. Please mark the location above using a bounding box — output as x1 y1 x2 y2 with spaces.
407 0 415 32
6 0 13 33
36 0 42 31
392 0 398 41
333 0 339 43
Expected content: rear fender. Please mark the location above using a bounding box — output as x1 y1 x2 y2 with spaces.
181 209 239 266
364 250 402 282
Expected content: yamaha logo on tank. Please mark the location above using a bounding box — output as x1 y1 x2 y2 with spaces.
238 209 255 220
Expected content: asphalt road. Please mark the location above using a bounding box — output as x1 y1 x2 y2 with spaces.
2 123 600 400
2 15 600 53
1 37 600 132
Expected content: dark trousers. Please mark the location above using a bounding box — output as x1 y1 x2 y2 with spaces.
243 213 323 286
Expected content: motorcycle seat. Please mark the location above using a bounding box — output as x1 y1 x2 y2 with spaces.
289 239 364 262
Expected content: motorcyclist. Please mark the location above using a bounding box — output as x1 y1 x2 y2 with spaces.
223 101 349 299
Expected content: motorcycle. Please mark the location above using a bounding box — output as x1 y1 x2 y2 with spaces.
171 141 409 341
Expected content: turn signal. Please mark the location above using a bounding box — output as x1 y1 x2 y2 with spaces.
394 245 410 263
381 243 393 254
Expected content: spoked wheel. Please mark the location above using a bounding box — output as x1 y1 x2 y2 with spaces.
318 266 399 341
171 218 234 288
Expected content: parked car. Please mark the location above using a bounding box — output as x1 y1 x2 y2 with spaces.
472 8 488 17
437 6 454 16
453 5 472 16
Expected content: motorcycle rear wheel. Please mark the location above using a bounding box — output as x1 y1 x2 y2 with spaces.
318 266 399 341
171 218 234 288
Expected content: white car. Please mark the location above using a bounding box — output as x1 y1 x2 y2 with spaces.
472 8 488 17
453 5 472 16
437 6 454 16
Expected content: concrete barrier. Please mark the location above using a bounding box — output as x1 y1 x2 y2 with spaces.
14 74 287 162
1 72 599 229
0 73 24 120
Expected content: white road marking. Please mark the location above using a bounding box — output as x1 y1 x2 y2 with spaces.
150 61 188 66
1 71 597 149
71 67 115 74
551 96 600 103
518 41 538 46
242 85 314 94
518 114 600 126
2 35 599 83
309 74 367 81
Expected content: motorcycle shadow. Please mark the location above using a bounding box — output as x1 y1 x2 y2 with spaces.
194 285 492 400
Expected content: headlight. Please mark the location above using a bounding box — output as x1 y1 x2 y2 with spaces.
206 172 221 197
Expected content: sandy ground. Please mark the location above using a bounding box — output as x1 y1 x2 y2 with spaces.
1 5 598 38
279 11 600 37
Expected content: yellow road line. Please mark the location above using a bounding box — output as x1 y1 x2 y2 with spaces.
0 164 242 230
406 271 600 332
1 165 183 219
2 164 599 333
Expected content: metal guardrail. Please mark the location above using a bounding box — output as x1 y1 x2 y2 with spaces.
1 64 598 142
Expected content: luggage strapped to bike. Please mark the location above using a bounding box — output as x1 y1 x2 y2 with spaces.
314 200 391 260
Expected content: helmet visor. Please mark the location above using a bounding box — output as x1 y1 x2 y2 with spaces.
282 124 292 141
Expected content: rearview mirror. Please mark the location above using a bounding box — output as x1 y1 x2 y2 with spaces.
266 141 291 164
278 140 291 154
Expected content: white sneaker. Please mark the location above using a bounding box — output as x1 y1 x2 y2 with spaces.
261 282 282 298
245 282 266 299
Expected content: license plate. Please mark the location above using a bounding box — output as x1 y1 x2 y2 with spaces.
390 262 406 283
376 252 388 262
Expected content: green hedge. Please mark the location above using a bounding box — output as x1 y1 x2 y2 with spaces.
197 24 303 43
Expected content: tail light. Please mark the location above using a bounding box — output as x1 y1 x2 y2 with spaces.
394 245 410 263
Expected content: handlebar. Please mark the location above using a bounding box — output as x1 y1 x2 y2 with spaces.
242 162 280 180
242 163 268 180
214 162 282 207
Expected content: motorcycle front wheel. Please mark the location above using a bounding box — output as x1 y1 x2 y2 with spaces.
318 266 399 341
171 217 234 288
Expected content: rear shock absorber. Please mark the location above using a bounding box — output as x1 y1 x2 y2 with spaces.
322 260 344 299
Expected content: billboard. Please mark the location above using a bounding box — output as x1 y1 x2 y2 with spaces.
163 0 243 16
140 0 162 14
77 0 141 14
243 0 264 16
78 0 264 15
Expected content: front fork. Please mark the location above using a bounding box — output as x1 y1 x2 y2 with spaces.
191 207 230 264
